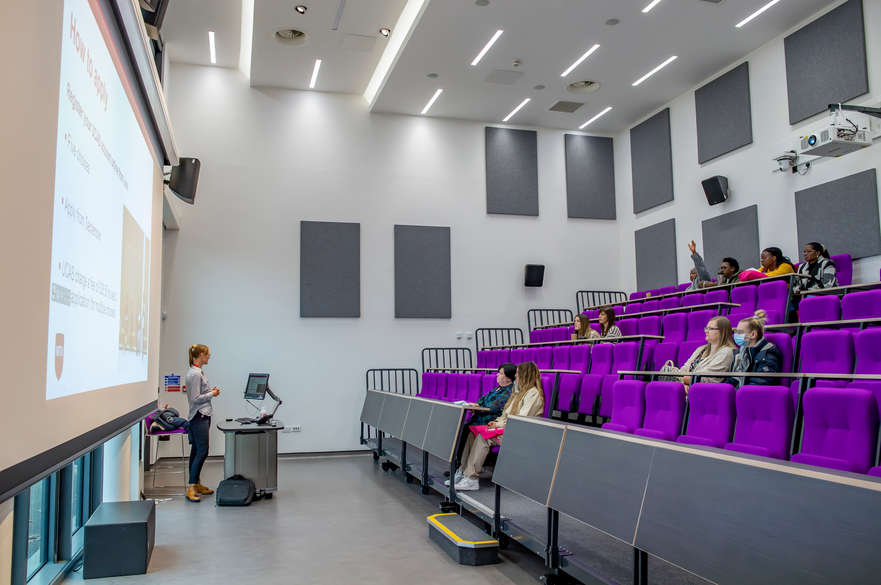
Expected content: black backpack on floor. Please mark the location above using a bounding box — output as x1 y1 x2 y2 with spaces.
215 474 257 506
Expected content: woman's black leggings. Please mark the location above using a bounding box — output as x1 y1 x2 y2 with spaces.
188 413 210 484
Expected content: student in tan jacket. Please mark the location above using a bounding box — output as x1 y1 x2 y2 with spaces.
453 362 545 491
680 316 737 391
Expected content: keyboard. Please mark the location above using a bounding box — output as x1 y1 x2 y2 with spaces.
235 417 256 424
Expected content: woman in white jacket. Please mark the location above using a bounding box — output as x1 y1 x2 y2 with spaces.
680 316 736 391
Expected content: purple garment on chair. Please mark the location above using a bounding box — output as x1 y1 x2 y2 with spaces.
724 385 794 460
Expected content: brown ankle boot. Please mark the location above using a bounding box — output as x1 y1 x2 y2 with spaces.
186 484 201 502
196 483 214 495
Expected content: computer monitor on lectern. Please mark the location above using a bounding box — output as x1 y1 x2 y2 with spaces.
244 373 270 400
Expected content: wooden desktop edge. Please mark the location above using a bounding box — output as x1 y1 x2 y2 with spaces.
798 281 881 296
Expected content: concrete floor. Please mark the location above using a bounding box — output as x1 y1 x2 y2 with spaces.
64 454 546 585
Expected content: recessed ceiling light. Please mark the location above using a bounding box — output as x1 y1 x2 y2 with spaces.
421 88 443 115
642 0 664 13
309 58 322 89
208 31 216 64
502 98 530 122
632 55 678 86
579 106 613 129
736 0 783 28
560 44 600 77
379 27 391 37
470 29 503 67
294 4 307 14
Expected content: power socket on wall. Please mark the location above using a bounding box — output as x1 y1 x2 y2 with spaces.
282 425 301 433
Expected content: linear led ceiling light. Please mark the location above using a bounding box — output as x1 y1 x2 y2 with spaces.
632 55 677 86
208 31 216 64
736 0 783 28
642 0 664 13
560 44 600 77
471 29 503 66
421 88 443 115
309 59 322 88
579 106 613 129
502 98 530 122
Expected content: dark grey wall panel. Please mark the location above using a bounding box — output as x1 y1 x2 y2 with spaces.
784 0 868 124
695 62 753 164
549 430 653 544
492 417 565 505
485 127 539 216
630 109 674 214
635 219 678 291
394 225 451 318
795 169 881 260
701 205 760 277
565 134 616 219
300 221 360 317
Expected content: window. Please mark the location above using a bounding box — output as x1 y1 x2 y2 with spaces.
71 457 85 534
25 479 50 579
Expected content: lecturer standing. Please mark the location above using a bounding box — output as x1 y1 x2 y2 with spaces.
185 344 220 502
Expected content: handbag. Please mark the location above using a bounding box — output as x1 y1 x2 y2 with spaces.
658 360 681 382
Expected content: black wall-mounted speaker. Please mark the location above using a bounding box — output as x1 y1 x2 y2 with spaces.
702 175 729 206
524 264 545 287
167 158 201 205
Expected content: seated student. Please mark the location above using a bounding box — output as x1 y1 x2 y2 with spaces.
759 247 795 277
726 310 783 389
447 363 516 484
571 314 592 340
594 307 622 339
794 242 838 292
718 257 741 285
453 362 545 491
687 240 714 289
679 316 737 391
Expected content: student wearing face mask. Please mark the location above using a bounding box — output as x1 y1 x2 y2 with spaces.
726 310 783 389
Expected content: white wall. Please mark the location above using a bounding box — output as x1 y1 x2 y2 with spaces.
614 0 881 291
102 426 142 502
0 500 11 585
159 64 624 455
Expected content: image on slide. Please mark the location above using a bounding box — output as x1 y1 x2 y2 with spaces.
118 206 150 357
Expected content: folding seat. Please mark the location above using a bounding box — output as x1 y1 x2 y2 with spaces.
584 309 600 320
855 329 881 374
831 253 852 286
578 344 613 416
659 297 681 310
652 342 679 370
725 310 754 329
764 332 794 381
842 290 881 320
534 346 553 369
634 382 686 441
661 286 679 296
613 341 641 373
686 310 716 341
799 330 853 377
703 289 729 305
590 323 602 336
521 348 537 364
552 346 570 371
434 373 453 400
610 305 624 316
630 291 647 301
730 285 758 313
554 327 570 342
676 283 692 292
675 383 737 448
602 381 646 434
677 340 704 368
569 344 591 373
662 313 687 343
641 300 660 313
529 329 542 344
724 386 794 460
476 351 490 368
510 348 528 364
496 348 511 366
680 293 705 308
540 373 556 417
869 467 881 477
587 344 613 374
647 289 661 297
625 302 644 315
420 372 440 398
481 374 497 397
555 373 581 413
449 374 470 402
798 295 841 323
757 280 788 324
618 319 639 337
638 316 661 336
464 373 483 403
790 387 878 473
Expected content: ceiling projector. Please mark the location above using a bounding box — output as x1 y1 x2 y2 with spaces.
798 110 879 157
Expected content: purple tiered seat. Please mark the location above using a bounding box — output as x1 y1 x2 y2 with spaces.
831 253 852 286
842 290 881 320
464 373 483 403
800 330 854 377
534 346 553 369
704 289 729 305
420 372 441 398
662 313 687 343
790 387 878 473
764 332 794 382
638 316 661 336
731 285 757 313
677 340 704 368
481 374 497 397
540 373 555 418
630 291 647 301
476 351 489 368
799 295 841 323
625 302 644 315
676 383 736 448
652 342 679 370
724 386 794 460
869 467 881 477
642 300 660 313
686 310 716 341
660 297 681 310
510 348 528 365
680 293 704 307
569 345 591 373
556 373 581 413
618 319 639 337
634 382 686 441
602 381 646 434
660 286 679 296
552 346 570 371
578 344 613 416
757 280 788 324
597 342 641 418
676 283 692 292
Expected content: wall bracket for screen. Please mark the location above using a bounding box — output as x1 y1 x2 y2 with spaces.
255 387 283 425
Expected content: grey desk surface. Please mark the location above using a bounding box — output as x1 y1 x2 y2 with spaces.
87 501 154 525
217 421 284 432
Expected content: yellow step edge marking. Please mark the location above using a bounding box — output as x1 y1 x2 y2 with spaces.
427 513 499 546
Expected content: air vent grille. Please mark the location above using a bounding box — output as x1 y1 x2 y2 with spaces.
549 101 584 113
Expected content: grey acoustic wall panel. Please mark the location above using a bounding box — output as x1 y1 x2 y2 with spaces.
795 169 881 260
695 62 753 164
701 205 760 277
300 221 360 317
630 109 674 214
784 0 868 124
635 219 678 291
485 127 539 216
565 134 616 219
394 225 452 318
